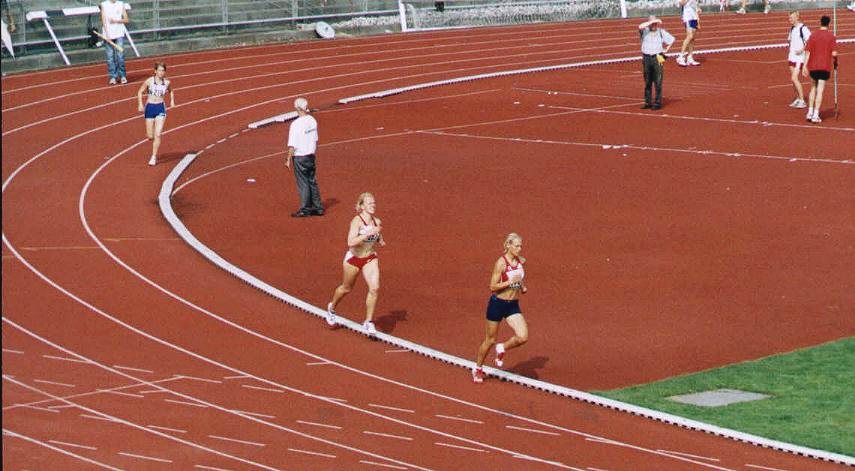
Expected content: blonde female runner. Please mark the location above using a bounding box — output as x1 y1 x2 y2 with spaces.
473 233 529 383
326 192 385 335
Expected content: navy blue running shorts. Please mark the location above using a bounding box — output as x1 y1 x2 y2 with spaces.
485 295 521 322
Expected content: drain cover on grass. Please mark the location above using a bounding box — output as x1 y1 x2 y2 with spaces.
668 389 770 407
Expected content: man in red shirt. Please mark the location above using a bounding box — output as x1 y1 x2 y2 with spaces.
802 15 838 123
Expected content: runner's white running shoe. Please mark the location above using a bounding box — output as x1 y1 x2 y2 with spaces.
472 368 485 383
363 320 376 336
148 155 157 166
495 343 506 368
687 56 701 66
325 303 337 327
676 55 687 67
793 100 807 109
736 7 746 14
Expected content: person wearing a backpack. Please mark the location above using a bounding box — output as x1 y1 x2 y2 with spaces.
639 16 675 110
787 11 810 109
802 15 838 123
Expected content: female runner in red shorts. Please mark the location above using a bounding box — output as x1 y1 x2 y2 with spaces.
473 233 529 383
326 192 385 335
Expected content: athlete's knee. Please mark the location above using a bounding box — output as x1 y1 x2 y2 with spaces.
367 286 380 297
517 332 529 345
338 284 352 295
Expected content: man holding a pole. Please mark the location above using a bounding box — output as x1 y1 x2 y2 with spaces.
101 0 129 84
802 15 838 123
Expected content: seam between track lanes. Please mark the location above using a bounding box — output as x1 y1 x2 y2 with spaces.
2 373 283 470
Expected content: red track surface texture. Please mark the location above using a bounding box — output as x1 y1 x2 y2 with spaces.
3 11 854 470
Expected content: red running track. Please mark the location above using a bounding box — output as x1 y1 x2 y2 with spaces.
3 11 853 470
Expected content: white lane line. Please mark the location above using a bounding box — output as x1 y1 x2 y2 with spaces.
222 375 249 380
2 348 24 354
359 461 408 470
4 429 120 470
230 409 275 419
147 425 188 434
80 413 117 422
435 442 488 453
240 384 285 393
316 395 348 403
118 451 173 463
176 375 222 384
296 420 342 430
287 448 336 459
47 439 98 450
164 398 208 408
586 438 734 471
5 377 181 410
42 354 90 364
363 430 413 441
33 379 75 388
216 138 227 144
435 414 483 424
98 389 144 399
514 86 639 101
305 361 331 366
513 453 575 469
228 132 240 138
587 467 608 471
112 365 154 374
745 465 788 471
657 449 720 462
48 404 75 409
23 404 60 413
506 425 561 436
209 435 266 447
139 389 169 394
195 465 233 471
368 403 415 414
385 349 410 353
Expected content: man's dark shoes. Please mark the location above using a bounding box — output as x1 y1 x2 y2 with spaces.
310 208 325 216
651 104 661 110
291 210 312 218
641 103 652 109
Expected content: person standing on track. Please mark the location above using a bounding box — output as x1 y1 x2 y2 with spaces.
285 97 325 217
677 0 701 66
639 16 675 111
802 15 838 124
326 192 385 335
137 62 175 166
786 11 810 109
100 0 129 85
473 233 529 384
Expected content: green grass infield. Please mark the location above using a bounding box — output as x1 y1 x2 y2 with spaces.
595 337 855 456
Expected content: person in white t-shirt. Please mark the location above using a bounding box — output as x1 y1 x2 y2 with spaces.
677 0 701 66
787 11 810 109
100 0 129 84
285 97 324 217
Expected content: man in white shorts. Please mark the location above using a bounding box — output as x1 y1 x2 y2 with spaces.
787 11 810 109
677 0 700 66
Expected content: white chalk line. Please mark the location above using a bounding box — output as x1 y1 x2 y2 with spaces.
364 430 414 441
3 373 278 470
420 130 854 166
47 439 98 451
117 451 173 463
3 429 121 470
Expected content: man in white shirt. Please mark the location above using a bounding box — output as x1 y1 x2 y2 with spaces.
639 16 675 110
101 0 129 84
286 97 324 217
787 11 810 109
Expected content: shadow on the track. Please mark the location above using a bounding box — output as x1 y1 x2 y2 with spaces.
376 309 407 333
508 355 549 379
